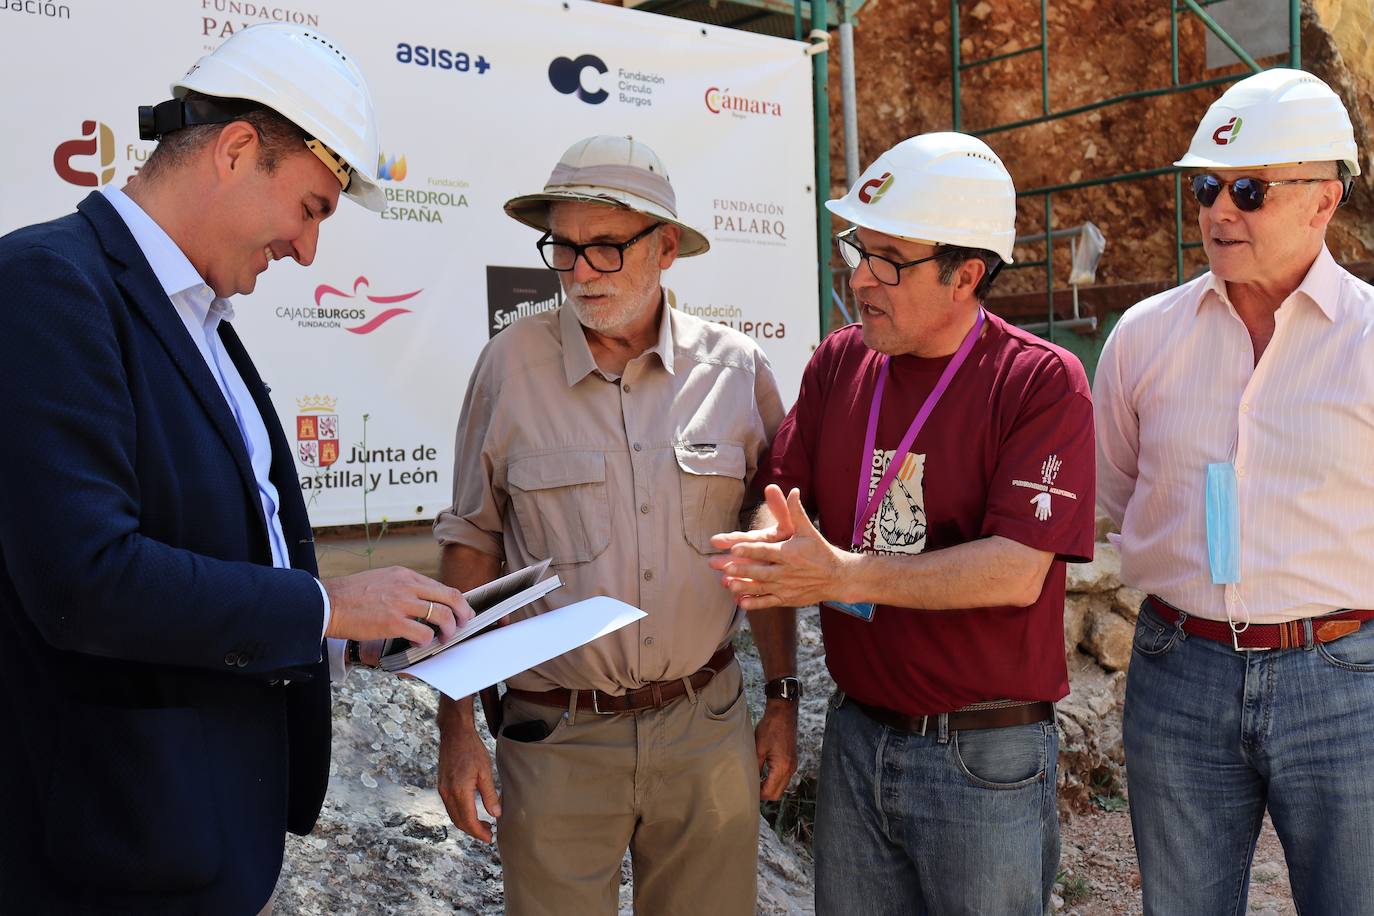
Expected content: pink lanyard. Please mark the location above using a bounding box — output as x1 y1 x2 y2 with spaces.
849 308 986 549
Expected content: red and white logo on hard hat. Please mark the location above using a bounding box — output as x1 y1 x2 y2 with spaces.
857 171 894 204
1211 116 1243 146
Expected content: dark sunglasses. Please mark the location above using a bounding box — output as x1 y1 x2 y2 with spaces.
1190 174 1333 212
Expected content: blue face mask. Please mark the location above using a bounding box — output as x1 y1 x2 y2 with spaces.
1206 462 1241 585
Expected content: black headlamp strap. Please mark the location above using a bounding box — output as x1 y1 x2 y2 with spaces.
137 97 264 141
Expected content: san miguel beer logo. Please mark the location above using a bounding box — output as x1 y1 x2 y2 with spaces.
296 395 339 468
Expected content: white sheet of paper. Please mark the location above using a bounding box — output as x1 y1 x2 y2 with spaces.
399 596 645 700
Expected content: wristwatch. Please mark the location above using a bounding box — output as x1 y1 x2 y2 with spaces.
764 676 803 702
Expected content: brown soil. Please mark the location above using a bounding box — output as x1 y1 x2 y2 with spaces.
1059 806 1296 914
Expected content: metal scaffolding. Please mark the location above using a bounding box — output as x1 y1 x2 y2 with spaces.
952 0 1302 342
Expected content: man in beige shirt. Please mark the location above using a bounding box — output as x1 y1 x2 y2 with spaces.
433 135 799 915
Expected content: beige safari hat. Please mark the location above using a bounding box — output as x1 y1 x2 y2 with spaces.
504 135 710 257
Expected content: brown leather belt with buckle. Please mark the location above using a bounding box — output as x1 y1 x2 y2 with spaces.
506 644 736 714
1144 595 1374 652
851 698 1053 736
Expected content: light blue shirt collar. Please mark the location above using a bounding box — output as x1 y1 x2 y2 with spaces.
101 184 234 323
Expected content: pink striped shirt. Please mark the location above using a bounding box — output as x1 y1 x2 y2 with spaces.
1095 247 1374 623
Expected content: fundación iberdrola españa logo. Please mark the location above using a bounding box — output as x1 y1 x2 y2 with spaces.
377 152 407 182
1211 116 1243 146
857 171 894 204
296 395 339 469
53 120 116 187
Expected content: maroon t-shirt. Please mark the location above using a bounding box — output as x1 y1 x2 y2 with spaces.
756 314 1094 715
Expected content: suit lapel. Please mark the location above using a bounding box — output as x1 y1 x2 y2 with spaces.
77 193 263 534
219 322 320 576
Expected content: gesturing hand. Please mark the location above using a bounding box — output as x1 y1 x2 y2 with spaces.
710 482 796 552
708 486 853 610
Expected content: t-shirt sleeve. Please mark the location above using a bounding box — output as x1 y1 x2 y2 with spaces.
980 357 1096 562
750 336 833 515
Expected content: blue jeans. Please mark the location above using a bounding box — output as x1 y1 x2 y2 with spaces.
1124 601 1374 915
813 694 1059 916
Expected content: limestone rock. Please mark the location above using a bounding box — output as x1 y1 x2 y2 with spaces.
1063 594 1090 653
1112 586 1146 623
1066 543 1121 594
1081 604 1134 672
278 665 817 914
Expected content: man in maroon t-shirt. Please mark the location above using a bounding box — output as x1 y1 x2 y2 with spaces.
711 133 1095 915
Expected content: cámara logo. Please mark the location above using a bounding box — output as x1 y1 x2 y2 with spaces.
549 54 608 105
377 152 407 182
704 86 782 118
53 121 116 187
1211 116 1243 146
857 171 893 204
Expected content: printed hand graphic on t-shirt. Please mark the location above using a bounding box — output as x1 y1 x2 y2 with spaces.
1031 491 1053 521
878 478 927 549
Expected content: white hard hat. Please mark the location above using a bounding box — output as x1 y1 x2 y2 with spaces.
826 132 1017 263
504 135 709 257
172 23 385 212
1175 68 1360 180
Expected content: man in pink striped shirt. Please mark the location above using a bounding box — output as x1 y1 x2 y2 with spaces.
1095 68 1374 915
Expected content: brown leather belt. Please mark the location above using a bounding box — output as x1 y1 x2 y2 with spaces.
1144 595 1374 652
507 644 736 715
851 698 1053 736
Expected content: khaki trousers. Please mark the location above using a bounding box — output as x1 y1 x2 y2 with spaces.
494 661 760 916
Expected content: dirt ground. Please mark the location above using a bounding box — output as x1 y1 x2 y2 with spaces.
1059 806 1296 915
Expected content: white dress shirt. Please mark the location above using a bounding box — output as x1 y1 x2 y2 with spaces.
102 185 343 672
1095 246 1374 623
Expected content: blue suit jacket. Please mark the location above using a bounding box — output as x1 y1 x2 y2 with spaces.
0 192 332 913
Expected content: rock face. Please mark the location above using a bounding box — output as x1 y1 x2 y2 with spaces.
826 0 1374 292
279 593 1135 905
277 659 817 915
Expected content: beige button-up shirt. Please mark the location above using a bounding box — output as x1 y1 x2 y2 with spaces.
435 300 784 692
1096 247 1374 623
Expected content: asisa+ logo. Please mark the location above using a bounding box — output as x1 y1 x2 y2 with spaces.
53 120 116 187
395 42 491 75
857 172 893 205
1211 116 1243 146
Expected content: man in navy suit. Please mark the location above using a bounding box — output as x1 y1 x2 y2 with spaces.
0 24 468 914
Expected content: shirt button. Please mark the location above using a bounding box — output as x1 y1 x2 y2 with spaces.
643 570 654 582
622 383 631 393
640 503 650 514
633 442 643 452
1240 403 1250 413
644 636 655 646
1236 467 1247 478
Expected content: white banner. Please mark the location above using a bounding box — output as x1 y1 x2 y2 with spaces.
0 0 819 525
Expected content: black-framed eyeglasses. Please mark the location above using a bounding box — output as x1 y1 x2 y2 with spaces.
1190 174 1333 212
537 222 663 273
834 227 940 286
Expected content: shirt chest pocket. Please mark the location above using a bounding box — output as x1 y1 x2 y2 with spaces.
507 451 611 566
676 442 748 555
